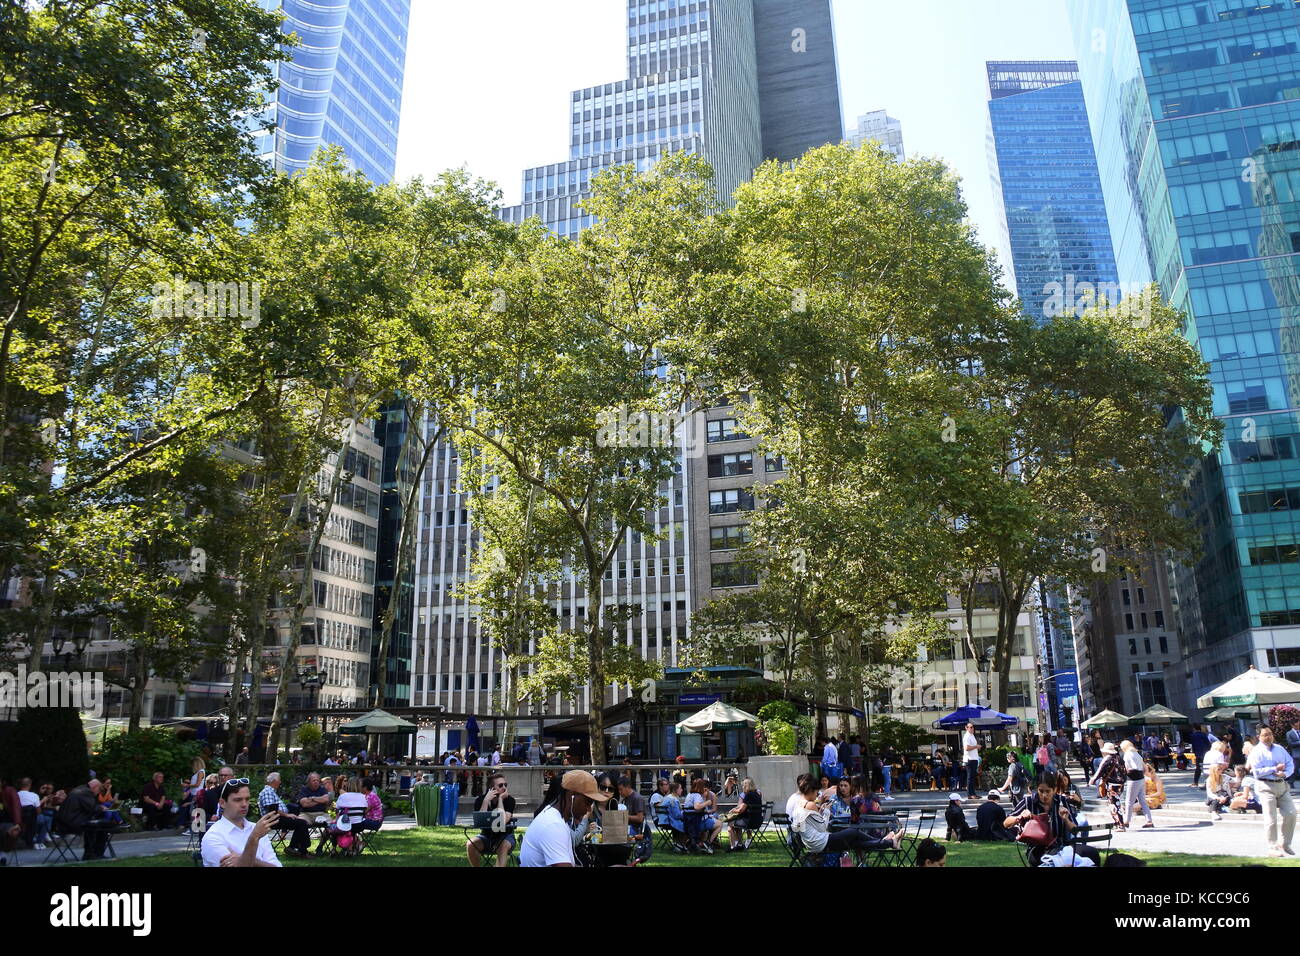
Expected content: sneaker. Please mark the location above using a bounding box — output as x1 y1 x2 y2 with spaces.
883 795 895 801
33 843 45 851
1269 847 1285 858
1141 823 1154 829
701 843 713 854
1284 846 1296 856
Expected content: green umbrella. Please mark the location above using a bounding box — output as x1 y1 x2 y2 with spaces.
1081 709 1130 729
1195 666 1300 710
337 708 418 734
1128 704 1187 726
674 700 760 733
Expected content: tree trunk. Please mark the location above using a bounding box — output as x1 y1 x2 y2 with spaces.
127 643 147 733
586 578 606 765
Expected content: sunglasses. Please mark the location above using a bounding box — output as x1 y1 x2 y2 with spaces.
219 777 250 798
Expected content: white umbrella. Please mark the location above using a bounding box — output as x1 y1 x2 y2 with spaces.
674 700 760 733
1128 704 1187 726
1195 666 1300 710
1081 709 1130 729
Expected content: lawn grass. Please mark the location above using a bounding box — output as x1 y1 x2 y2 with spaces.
77 826 1300 868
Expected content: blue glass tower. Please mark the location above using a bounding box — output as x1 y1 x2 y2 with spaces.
1069 0 1300 703
986 61 1119 319
258 0 411 183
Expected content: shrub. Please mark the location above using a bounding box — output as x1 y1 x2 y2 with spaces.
95 727 202 801
295 722 323 758
757 701 799 724
0 706 90 789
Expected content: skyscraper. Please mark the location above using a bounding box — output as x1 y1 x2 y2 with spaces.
985 60 1119 320
257 0 411 183
415 0 842 756
1069 0 1300 710
849 110 905 162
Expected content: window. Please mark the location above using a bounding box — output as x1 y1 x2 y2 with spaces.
1141 612 1149 629
1239 487 1300 514
1144 637 1151 654
709 489 755 514
707 452 752 477
710 525 751 551
1248 542 1300 565
706 418 747 443
1159 635 1168 653
1136 587 1145 604
1154 610 1165 628
1122 588 1130 606
1129 638 1137 655
711 561 757 589
1125 613 1134 630
765 456 786 473
1266 648 1300 668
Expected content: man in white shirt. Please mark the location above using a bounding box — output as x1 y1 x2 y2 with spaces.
520 770 610 867
200 779 282 867
491 748 502 766
962 723 981 799
1246 726 1296 857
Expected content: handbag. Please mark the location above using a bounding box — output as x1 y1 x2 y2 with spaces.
1016 812 1054 847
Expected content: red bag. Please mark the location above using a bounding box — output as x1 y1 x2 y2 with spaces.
1016 812 1053 847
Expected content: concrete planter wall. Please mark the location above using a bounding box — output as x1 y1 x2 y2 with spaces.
747 753 803 810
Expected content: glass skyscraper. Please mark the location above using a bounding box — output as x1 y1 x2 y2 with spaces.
1069 0 1300 705
986 61 1119 319
257 0 411 183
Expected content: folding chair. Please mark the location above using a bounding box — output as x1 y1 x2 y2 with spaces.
898 809 937 867
736 803 770 849
462 811 511 866
856 813 904 868
42 822 81 864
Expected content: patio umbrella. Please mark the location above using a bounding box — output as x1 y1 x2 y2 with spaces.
1195 666 1300 711
1204 706 1258 721
1081 709 1130 729
675 700 759 732
932 705 1018 729
466 714 480 750
337 708 418 734
1128 704 1186 726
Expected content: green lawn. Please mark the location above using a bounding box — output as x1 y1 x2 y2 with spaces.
78 826 1300 868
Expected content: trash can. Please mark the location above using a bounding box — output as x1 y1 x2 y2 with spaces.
413 784 440 827
438 782 460 826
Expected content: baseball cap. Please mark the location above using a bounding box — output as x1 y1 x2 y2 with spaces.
948 792 963 801
561 770 611 803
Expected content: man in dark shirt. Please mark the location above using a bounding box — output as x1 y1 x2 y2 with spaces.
58 779 117 859
140 771 174 830
975 791 1010 840
466 772 516 867
618 776 651 862
297 772 331 823
204 766 236 822
1190 726 1214 787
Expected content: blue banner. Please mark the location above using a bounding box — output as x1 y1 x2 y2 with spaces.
679 693 721 707
1053 670 1079 699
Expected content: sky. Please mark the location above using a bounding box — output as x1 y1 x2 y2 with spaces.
394 0 1078 266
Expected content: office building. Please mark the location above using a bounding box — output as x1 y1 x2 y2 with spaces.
986 60 1119 320
1069 0 1300 713
849 109 905 161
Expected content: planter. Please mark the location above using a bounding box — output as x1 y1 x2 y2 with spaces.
747 754 803 810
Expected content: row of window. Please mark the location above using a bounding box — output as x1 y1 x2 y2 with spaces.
312 543 376 585
335 479 381 518
312 579 375 620
323 512 379 552
1239 487 1300 514
601 556 687 578
1128 634 1170 655
707 452 786 477
1132 0 1291 37
342 446 382 483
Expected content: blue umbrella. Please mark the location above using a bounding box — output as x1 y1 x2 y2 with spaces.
933 705 1019 729
466 714 480 750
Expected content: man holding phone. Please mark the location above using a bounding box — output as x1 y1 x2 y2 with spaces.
466 772 516 867
1246 726 1295 857
201 778 282 867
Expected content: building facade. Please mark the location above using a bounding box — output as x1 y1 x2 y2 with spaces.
1069 0 1300 714
986 60 1120 319
255 0 410 183
849 109 905 161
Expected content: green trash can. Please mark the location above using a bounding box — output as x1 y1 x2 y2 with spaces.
413 783 440 827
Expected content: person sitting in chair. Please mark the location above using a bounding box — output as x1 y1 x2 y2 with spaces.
1004 776 1099 866
466 772 516 867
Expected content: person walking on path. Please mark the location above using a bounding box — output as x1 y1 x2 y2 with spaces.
1190 725 1216 787
1246 726 1295 857
962 723 982 798
1119 740 1155 830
